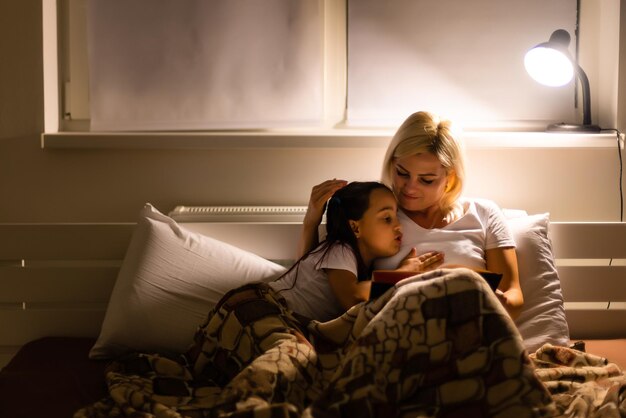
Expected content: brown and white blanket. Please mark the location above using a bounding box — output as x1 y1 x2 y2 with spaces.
74 268 626 418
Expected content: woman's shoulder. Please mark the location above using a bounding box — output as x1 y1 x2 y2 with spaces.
458 198 510 229
462 197 503 215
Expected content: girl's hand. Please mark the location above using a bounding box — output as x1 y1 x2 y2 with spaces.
397 249 444 272
303 179 348 228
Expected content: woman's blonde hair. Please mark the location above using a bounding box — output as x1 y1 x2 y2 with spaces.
381 111 465 220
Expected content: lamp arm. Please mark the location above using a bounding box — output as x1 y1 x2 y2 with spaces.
574 64 592 126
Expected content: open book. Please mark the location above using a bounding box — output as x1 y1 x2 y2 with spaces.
369 268 502 300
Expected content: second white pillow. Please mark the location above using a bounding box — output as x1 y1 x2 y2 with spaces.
508 213 570 353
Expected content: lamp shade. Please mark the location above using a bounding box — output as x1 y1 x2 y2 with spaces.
524 29 574 87
524 48 573 87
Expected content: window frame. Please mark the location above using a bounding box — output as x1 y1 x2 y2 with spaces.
43 0 624 149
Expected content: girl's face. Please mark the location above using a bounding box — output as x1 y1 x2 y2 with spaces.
391 152 449 213
351 188 402 265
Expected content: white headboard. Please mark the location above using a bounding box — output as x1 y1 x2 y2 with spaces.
1 207 624 369
548 222 626 339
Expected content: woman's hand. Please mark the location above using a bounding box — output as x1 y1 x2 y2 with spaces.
297 179 348 258
397 249 444 273
303 179 348 229
494 287 524 319
486 247 524 319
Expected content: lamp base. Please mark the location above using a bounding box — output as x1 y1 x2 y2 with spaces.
546 122 601 133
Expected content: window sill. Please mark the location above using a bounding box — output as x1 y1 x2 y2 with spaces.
40 130 622 150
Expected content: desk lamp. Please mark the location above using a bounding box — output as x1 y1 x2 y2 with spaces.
524 29 601 132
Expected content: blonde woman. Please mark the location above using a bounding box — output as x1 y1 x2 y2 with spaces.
299 111 523 319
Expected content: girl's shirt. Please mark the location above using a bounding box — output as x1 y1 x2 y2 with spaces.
375 198 515 271
269 243 357 322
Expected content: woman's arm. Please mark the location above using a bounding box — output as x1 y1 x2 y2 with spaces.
326 268 371 310
486 247 524 319
297 179 347 258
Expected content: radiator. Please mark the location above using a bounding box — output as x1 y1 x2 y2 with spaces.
169 205 309 223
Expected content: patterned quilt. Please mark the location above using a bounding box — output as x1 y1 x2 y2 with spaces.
74 268 626 418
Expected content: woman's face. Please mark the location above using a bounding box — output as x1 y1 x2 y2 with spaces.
391 152 449 213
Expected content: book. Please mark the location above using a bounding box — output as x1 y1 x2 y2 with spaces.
369 268 502 300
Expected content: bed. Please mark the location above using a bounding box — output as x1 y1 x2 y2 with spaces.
0 204 624 417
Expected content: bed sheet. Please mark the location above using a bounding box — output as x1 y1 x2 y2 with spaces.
72 269 625 418
580 339 626 370
1 272 625 418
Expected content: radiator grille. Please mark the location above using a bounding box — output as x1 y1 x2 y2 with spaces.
169 206 309 222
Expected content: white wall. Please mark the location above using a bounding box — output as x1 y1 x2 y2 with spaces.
0 2 624 223
1 132 622 223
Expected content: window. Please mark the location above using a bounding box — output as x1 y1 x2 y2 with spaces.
56 0 615 134
347 0 576 130
57 0 346 132
88 0 325 130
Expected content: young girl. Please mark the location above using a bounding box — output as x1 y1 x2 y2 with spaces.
269 181 403 321
180 181 403 405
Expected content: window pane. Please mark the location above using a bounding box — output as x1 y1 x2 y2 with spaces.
347 0 578 130
87 0 323 131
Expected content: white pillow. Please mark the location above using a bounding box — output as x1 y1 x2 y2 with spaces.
89 204 287 359
507 213 570 352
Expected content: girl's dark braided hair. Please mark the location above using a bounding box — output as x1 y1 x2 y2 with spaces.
275 181 393 292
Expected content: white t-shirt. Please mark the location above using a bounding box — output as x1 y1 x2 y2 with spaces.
375 198 515 271
269 243 357 322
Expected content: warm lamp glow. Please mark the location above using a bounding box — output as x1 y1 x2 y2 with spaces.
524 47 574 87
524 29 600 132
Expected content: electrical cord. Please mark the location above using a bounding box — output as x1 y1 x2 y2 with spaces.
601 128 624 223
600 128 623 271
